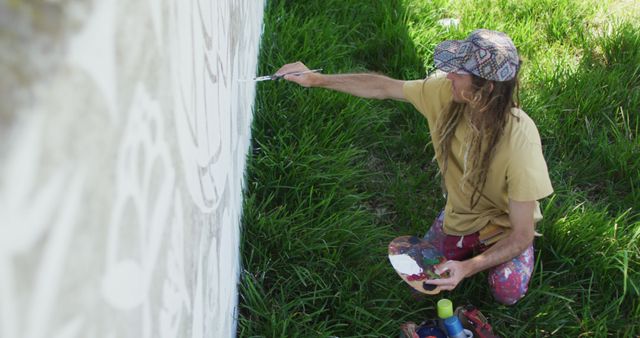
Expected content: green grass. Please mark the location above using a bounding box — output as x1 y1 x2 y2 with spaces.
239 0 640 336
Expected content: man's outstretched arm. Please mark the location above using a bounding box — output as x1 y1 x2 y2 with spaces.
276 61 407 101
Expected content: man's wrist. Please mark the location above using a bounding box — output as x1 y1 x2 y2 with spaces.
463 256 482 278
311 73 326 88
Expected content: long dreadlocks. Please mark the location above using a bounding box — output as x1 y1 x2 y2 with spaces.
435 72 520 209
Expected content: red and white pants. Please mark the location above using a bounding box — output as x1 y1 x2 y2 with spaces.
423 211 534 305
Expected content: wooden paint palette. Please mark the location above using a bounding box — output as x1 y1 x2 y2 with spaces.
388 235 448 295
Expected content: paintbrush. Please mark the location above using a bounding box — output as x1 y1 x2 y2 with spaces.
243 68 323 82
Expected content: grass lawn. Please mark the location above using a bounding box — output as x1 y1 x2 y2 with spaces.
239 0 640 336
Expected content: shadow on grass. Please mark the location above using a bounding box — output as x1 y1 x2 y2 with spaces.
239 1 456 337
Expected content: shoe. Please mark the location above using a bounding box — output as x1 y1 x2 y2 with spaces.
399 321 419 338
454 305 499 338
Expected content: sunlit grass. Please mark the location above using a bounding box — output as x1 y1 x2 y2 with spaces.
239 0 640 336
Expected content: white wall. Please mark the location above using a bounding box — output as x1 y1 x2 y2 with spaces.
0 0 264 337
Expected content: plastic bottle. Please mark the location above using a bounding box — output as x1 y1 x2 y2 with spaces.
436 298 453 333
437 298 473 338
443 316 473 338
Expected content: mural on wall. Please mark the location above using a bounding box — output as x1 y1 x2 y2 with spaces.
0 0 264 337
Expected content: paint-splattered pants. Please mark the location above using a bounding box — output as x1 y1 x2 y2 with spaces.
423 211 534 305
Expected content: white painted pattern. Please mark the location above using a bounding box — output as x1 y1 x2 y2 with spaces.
0 114 86 338
101 84 176 319
0 0 264 337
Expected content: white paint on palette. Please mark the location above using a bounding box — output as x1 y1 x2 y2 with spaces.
389 254 423 275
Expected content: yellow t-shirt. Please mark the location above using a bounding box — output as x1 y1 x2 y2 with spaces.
403 74 554 235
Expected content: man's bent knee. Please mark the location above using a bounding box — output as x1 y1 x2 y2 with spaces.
490 282 528 305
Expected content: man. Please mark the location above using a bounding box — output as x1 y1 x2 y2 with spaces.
275 29 553 305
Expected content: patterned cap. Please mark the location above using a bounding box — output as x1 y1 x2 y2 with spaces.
434 29 520 81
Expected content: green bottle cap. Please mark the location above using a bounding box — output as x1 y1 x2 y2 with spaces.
437 298 453 318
